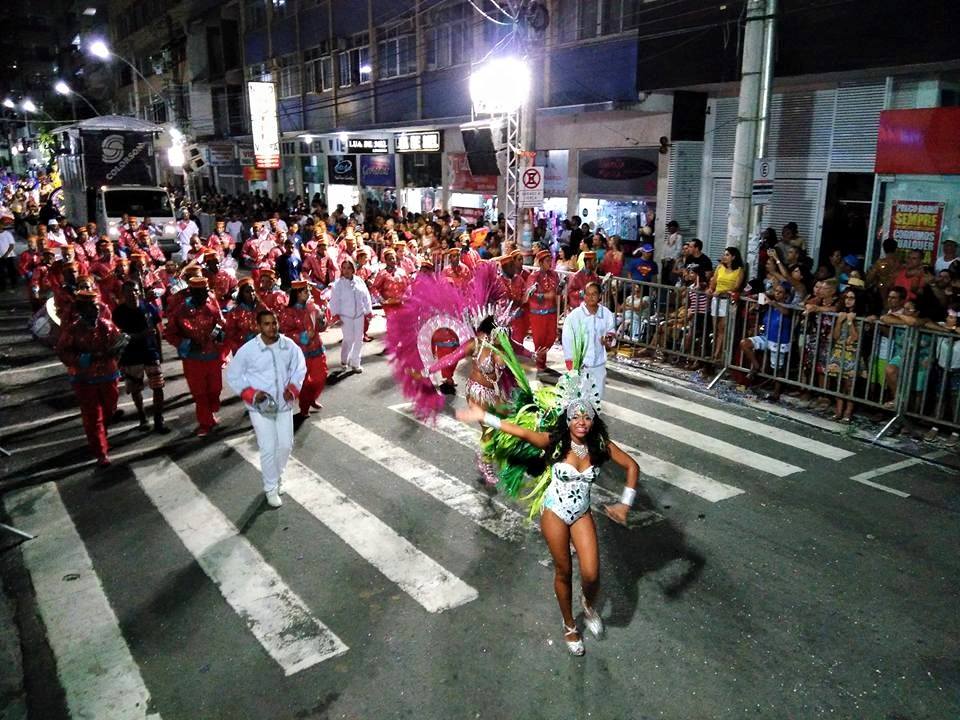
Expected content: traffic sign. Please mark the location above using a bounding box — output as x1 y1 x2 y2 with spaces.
518 166 544 207
752 158 775 205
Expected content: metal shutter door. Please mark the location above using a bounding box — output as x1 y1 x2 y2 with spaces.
759 177 825 260
664 141 704 238
830 82 885 172
707 177 732 261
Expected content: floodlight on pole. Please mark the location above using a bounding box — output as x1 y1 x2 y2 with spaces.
2 98 14 109
87 38 175 124
89 40 110 59
468 57 530 115
21 99 37 113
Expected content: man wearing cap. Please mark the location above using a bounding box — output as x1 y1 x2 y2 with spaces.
566 251 600 311
442 247 473 290
626 243 658 286
224 278 261 354
89 238 118 280
302 237 339 290
280 279 327 415
55 289 124 466
525 249 560 371
28 246 56 311
114 280 169 434
202 250 238 308
500 251 530 345
164 276 227 436
329 257 374 372
129 252 164 309
47 218 67 247
936 239 958 274
17 235 39 299
354 247 376 342
208 218 233 259
100 259 130 310
0 214 16 292
226 308 305 508
371 248 410 318
256 268 288 314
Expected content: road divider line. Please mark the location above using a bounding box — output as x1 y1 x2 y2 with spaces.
226 437 478 613
132 457 348 674
607 381 853 461
3 483 162 720
316 416 530 541
389 404 744 503
601 401 803 477
850 458 923 482
850 476 911 498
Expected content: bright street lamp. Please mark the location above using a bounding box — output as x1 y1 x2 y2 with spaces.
54 79 101 115
21 99 37 113
469 57 530 115
2 98 14 109
89 39 110 59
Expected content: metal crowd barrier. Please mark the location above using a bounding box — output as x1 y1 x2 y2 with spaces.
602 277 722 370
900 326 960 433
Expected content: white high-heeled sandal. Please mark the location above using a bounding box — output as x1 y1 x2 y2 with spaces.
582 595 604 639
563 623 585 656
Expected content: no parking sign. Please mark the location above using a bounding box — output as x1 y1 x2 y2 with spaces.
519 166 544 207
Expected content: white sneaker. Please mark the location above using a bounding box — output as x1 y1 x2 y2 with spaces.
351 366 363 374
340 362 349 370
277 480 285 496
265 489 282 508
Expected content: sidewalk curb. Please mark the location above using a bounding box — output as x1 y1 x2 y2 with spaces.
0 549 27 720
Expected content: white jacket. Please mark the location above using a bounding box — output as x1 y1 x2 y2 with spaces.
562 304 616 369
226 334 306 414
329 276 373 319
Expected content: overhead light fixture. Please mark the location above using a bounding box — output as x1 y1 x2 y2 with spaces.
469 57 530 115
54 80 71 95
88 40 110 59
302 134 313 144
2 98 14 109
359 64 372 74
83 7 97 15
338 132 348 143
22 99 38 113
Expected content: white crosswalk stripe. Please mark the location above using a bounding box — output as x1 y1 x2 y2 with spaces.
389 403 745 503
314 416 531 541
601 400 803 477
131 457 348 675
226 436 479 613
606 381 854 461
3 483 162 720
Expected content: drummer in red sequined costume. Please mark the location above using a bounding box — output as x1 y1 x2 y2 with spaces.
565 251 600 311
526 249 560 371
371 247 410 319
256 268 288 314
280 279 328 417
55 289 123 465
442 247 473 290
500 250 530 346
164 276 227 436
224 278 261 354
202 250 238 309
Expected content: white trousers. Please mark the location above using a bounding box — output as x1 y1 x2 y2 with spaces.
248 409 294 493
584 364 607 401
340 315 364 368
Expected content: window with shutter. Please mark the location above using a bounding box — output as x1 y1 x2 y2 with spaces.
664 141 704 240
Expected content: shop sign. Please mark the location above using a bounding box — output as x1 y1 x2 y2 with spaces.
876 108 960 175
448 152 497 193
395 131 441 153
888 199 945 265
752 158 775 205
578 148 658 197
243 166 267 181
247 81 280 169
360 154 396 187
327 154 358 184
207 142 236 166
81 130 157 187
239 146 255 166
519 166 545 207
347 137 389 153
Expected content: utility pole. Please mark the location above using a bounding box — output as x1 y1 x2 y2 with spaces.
725 0 774 255
750 0 777 239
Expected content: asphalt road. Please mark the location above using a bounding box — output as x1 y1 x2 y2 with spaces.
1 293 958 720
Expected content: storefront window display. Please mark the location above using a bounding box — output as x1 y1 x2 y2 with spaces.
872 176 960 266
578 198 654 241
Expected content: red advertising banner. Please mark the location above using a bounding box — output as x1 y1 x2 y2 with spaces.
888 199 944 265
448 152 497 193
243 166 267 181
875 108 960 175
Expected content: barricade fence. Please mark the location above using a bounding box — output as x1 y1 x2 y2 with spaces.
587 277 960 436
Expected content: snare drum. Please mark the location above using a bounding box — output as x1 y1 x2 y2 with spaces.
29 296 61 348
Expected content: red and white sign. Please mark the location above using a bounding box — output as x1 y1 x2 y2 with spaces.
247 81 280 169
888 199 945 265
519 166 544 207
448 152 497 193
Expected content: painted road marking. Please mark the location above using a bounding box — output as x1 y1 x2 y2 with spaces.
0 360 63 375
850 457 924 483
390 403 744 503
607 381 854 461
849 476 911 498
602 400 803 477
10 415 181 453
226 437 478 613
3 483 161 720
132 457 347 674
315 417 530 541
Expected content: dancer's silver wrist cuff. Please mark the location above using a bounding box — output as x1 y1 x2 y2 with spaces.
483 412 502 430
620 486 636 507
